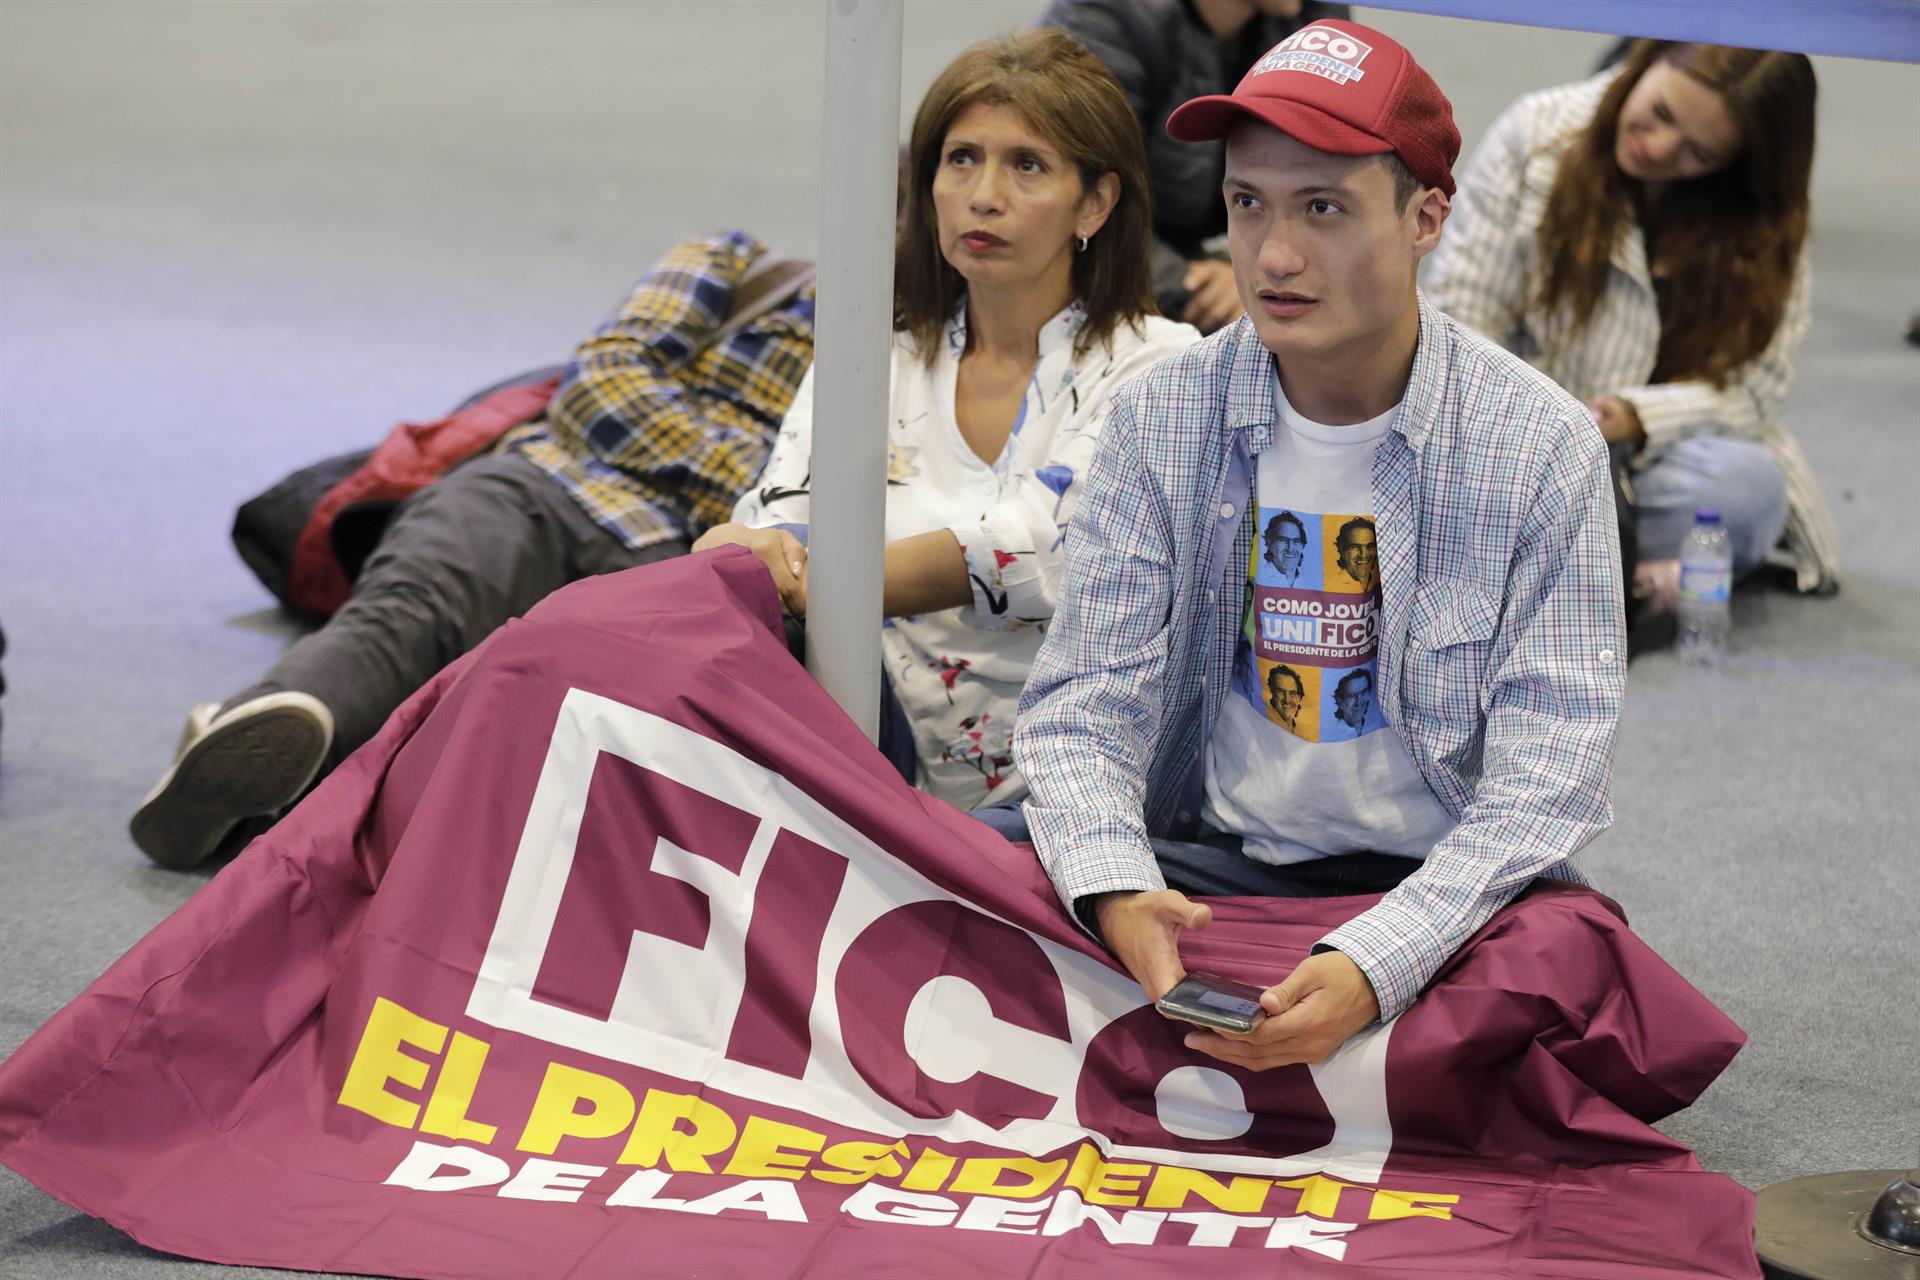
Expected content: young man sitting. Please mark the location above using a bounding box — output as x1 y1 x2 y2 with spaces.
1010 19 1625 1069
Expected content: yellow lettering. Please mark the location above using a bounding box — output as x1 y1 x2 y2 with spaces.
1063 1144 1101 1193
336 997 447 1129
948 1155 1069 1200
898 1146 958 1192
721 1116 827 1180
618 1089 739 1173
1274 1173 1361 1220
418 1030 498 1144
1143 1166 1272 1213
516 1063 636 1155
812 1140 909 1186
1369 1188 1460 1221
1063 1144 1150 1207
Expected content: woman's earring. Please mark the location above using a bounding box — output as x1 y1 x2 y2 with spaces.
1077 235 1090 253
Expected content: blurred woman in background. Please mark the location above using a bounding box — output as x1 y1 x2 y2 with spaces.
1428 40 1837 611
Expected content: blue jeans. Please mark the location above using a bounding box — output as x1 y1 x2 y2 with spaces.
970 806 1421 898
1634 437 1788 573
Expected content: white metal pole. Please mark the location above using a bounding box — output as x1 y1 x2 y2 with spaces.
806 0 902 743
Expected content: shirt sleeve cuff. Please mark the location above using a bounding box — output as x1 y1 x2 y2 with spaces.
1314 899 1452 1023
1035 836 1166 940
1615 383 1713 457
953 519 1048 631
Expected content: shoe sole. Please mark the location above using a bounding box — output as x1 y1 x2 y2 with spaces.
129 702 331 870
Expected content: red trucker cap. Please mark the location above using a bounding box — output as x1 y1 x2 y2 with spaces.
1166 19 1460 197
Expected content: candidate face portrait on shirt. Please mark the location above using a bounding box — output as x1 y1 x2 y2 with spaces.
1262 511 1309 580
1266 663 1306 729
1333 667 1374 734
1333 517 1378 591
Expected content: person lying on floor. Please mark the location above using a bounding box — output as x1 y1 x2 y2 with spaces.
131 232 817 869
695 27 1199 812
994 18 1626 1067
1425 38 1838 610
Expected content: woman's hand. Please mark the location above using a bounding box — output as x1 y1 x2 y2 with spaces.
1591 396 1647 450
694 522 810 616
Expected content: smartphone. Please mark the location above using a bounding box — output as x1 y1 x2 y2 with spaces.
1155 971 1269 1034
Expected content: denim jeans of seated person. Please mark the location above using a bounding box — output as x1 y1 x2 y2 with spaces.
1633 436 1789 574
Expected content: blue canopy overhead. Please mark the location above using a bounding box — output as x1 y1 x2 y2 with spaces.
1356 0 1920 62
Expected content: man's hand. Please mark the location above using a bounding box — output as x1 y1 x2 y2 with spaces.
693 522 809 616
1179 259 1244 334
1181 950 1380 1071
1093 889 1213 1003
1591 395 1646 450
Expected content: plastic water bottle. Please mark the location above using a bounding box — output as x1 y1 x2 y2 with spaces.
1677 508 1732 666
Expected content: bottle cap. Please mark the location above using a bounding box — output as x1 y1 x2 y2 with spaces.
1694 508 1723 525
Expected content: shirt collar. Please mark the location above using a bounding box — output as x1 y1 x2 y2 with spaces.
945 298 1087 362
1396 291 1448 452
1223 291 1451 454
1223 319 1279 453
1609 221 1653 290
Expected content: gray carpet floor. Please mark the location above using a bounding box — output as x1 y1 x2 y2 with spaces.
2 3 1915 1276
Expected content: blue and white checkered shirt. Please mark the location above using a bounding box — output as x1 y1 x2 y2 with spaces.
1015 292 1626 1020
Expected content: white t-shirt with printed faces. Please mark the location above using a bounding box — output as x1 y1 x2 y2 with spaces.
1201 376 1456 865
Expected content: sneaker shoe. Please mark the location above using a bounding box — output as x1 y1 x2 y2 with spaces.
129 691 334 869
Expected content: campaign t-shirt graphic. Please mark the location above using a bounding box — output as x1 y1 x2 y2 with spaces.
1242 509 1385 742
1203 382 1455 867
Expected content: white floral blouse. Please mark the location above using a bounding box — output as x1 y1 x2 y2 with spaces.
733 301 1198 810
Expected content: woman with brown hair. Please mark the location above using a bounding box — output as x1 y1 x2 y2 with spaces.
1428 40 1838 601
697 28 1198 809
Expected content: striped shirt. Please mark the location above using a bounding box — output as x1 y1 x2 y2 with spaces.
1425 72 1839 592
1015 294 1626 1021
507 231 817 550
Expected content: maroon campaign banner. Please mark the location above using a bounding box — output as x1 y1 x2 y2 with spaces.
0 550 1759 1278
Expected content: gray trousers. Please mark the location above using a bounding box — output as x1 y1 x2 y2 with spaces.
233 452 686 764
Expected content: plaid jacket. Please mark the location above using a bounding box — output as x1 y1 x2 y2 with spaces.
1015 293 1626 1020
508 231 817 550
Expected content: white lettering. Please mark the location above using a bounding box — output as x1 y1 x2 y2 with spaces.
1155 1067 1253 1141
841 1182 960 1227
683 1179 808 1222
1267 1215 1356 1258
607 1171 807 1221
954 1194 1051 1235
383 1140 509 1192
1171 1211 1273 1247
1277 25 1372 67
1258 26 1374 82
1041 1189 1166 1244
607 1169 689 1210
1275 619 1317 645
500 1157 606 1203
